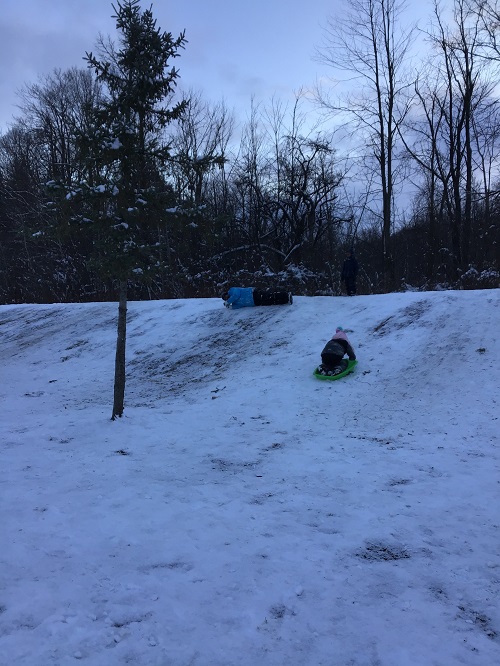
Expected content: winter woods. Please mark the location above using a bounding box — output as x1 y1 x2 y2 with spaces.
0 0 499 305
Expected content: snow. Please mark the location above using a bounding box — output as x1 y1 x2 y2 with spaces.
109 138 122 150
1 290 499 666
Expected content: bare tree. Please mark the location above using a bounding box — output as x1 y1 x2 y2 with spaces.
316 0 414 290
0 69 102 303
472 99 500 224
419 0 497 274
473 0 500 59
169 90 233 206
265 97 347 266
17 68 102 186
230 99 273 259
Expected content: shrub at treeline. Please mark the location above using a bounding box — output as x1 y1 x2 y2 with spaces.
0 0 499 305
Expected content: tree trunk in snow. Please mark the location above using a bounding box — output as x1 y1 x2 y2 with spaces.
112 280 128 420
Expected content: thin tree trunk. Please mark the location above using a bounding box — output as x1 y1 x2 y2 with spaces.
112 280 128 420
426 173 437 282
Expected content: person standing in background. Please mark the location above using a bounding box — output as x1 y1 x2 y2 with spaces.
341 250 359 296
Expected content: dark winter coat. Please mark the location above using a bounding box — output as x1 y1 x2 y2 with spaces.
321 330 356 369
225 287 255 308
321 338 356 362
341 256 359 280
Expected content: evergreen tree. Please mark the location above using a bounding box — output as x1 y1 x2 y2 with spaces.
48 0 187 418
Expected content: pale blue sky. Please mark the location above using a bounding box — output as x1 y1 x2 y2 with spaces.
0 0 435 131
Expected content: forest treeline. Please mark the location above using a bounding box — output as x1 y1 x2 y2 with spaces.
0 0 499 305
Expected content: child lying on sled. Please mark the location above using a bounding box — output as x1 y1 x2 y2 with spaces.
222 287 293 308
318 327 356 376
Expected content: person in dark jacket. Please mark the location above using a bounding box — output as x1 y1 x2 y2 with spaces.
319 327 356 375
341 250 359 296
222 287 293 308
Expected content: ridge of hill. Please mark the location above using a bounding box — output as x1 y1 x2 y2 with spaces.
1 290 498 419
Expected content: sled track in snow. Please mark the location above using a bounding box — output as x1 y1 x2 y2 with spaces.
126 304 294 404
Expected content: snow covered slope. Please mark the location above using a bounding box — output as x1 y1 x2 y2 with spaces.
1 290 499 665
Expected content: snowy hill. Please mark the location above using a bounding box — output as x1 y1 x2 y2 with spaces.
1 290 499 666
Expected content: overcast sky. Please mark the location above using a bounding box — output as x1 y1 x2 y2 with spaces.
0 0 434 133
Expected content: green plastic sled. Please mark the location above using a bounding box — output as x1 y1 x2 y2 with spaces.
313 359 358 381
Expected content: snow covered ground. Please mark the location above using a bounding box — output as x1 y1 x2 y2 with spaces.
1 289 499 666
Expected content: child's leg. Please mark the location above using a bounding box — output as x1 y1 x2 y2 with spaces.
254 290 289 305
252 289 264 305
321 353 342 370
272 291 290 305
